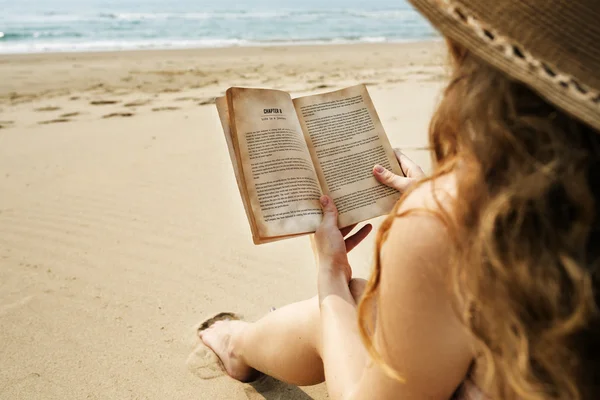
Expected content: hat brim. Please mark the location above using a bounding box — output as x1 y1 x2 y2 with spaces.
409 0 600 133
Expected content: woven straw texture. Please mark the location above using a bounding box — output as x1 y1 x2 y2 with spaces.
409 0 600 132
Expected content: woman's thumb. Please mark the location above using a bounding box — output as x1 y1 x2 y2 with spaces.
373 165 413 192
320 196 338 227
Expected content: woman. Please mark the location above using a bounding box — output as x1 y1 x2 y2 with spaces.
200 0 600 398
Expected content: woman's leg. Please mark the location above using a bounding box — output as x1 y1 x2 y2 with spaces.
199 279 367 386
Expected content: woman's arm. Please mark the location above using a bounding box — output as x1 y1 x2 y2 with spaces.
312 196 371 398
315 179 474 400
319 271 368 399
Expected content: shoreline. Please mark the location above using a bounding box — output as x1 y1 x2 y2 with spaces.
0 38 442 57
0 40 441 63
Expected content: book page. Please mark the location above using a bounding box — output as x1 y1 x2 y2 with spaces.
216 96 257 239
293 84 404 228
227 88 323 240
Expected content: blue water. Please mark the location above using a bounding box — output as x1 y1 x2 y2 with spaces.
0 0 436 54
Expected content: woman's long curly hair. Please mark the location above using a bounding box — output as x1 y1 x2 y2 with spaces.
358 40 600 400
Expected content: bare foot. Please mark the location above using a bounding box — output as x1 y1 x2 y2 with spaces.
199 320 259 382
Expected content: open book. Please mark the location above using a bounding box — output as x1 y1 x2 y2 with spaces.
216 84 404 244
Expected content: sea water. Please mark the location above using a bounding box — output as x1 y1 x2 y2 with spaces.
0 0 437 54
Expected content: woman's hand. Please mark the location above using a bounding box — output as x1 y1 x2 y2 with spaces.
312 196 372 283
312 149 422 283
373 149 426 192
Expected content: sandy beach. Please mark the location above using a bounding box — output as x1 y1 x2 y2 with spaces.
0 42 446 399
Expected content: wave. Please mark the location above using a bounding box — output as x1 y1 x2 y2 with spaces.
0 36 432 54
0 32 40 41
347 9 417 19
5 9 421 24
99 12 179 21
105 9 419 21
10 14 93 23
99 11 320 21
0 32 16 40
0 38 246 53
0 31 84 41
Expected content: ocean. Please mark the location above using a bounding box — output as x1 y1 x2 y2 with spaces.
0 0 437 54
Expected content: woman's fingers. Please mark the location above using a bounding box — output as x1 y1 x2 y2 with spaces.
340 224 358 238
373 149 425 192
393 149 426 179
373 165 416 192
345 224 373 253
314 196 371 261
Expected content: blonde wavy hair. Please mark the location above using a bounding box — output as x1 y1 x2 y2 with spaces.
358 40 600 400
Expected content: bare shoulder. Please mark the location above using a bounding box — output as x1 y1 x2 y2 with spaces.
398 172 458 216
382 172 458 264
365 171 473 399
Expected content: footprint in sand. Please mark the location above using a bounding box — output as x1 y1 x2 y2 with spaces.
34 106 61 112
198 98 215 106
102 112 134 119
188 324 315 399
187 344 225 380
424 74 446 83
124 100 152 108
60 112 81 118
0 121 15 129
152 106 180 112
175 96 202 102
187 313 241 380
188 312 316 399
90 100 120 106
38 119 70 125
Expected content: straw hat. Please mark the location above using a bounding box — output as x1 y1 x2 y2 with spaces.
408 0 600 132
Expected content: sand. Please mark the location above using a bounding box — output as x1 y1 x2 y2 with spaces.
0 42 446 399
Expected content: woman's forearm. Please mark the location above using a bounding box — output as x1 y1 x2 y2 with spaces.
318 269 368 400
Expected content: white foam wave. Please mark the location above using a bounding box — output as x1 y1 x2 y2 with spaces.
15 14 94 23
105 12 176 21
106 11 303 21
347 10 414 19
0 36 408 54
3 9 420 25
0 38 248 54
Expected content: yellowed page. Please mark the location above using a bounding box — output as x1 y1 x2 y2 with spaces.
217 96 309 244
227 87 323 239
293 84 403 228
216 96 261 242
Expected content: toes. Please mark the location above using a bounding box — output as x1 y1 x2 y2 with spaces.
199 328 219 350
199 322 223 342
198 329 211 346
197 312 240 337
